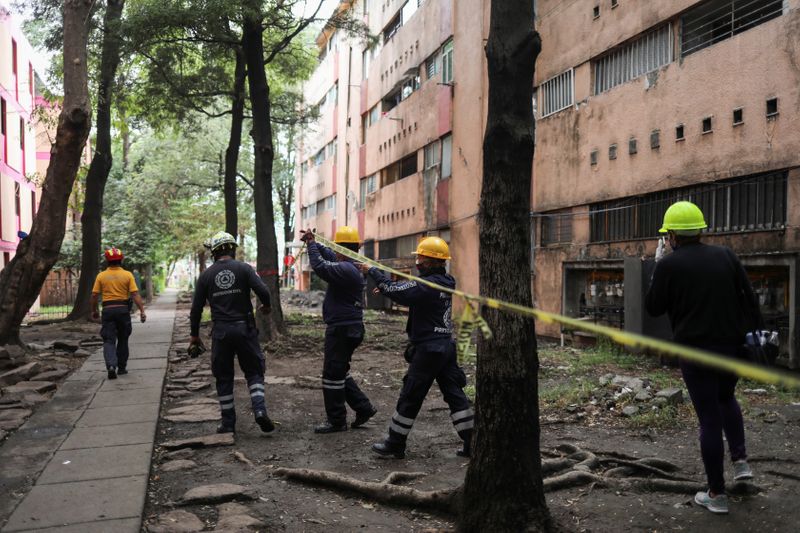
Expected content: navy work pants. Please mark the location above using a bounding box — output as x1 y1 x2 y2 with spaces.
211 320 267 428
322 324 373 425
101 306 132 370
681 344 747 494
386 340 473 449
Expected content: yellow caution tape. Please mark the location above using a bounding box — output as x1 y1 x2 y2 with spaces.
311 234 800 389
455 300 492 364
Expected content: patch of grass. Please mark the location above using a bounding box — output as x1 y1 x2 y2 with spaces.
572 340 640 372
464 385 475 402
201 309 211 323
645 370 683 391
285 312 318 326
624 404 690 429
539 379 594 408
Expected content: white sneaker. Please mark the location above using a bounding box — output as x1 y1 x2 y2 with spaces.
733 460 753 481
694 490 729 514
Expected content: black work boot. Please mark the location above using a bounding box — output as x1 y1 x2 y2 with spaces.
314 421 347 434
371 440 405 459
456 438 471 458
107 367 117 380
117 367 128 375
255 410 275 434
217 423 236 434
351 407 378 428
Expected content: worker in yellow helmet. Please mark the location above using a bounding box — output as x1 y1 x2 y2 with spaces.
646 201 762 514
358 236 473 459
300 226 377 434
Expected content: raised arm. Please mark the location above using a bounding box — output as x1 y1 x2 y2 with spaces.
367 267 429 306
308 242 362 286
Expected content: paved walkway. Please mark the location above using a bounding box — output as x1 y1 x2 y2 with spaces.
1 289 176 533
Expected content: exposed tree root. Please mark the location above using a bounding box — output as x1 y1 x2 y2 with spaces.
273 467 460 514
274 444 766 514
764 469 800 482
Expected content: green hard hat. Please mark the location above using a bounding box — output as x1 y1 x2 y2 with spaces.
208 231 237 253
659 201 707 233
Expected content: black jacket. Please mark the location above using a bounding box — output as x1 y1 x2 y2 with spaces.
645 242 762 347
189 258 271 336
308 242 365 327
368 267 454 344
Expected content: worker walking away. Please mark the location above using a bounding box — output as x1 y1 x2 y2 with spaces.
91 247 146 379
358 237 473 459
300 226 377 434
646 201 759 515
189 231 275 435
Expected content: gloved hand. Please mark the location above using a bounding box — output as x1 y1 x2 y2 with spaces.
299 228 316 243
655 237 666 262
188 336 206 358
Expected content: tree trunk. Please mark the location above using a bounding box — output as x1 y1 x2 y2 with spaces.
242 10 285 339
224 47 247 236
145 263 154 302
460 3 546 532
0 0 93 345
198 250 207 273
68 0 126 320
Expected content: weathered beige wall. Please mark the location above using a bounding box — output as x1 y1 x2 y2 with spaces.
536 11 800 210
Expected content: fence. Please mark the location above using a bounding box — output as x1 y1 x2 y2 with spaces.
25 276 78 322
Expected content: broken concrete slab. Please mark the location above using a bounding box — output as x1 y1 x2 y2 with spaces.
164 411 220 423
60 421 157 450
53 341 80 352
3 380 58 394
0 362 43 386
160 459 197 472
634 390 653 402
622 405 639 417
216 502 265 530
162 448 196 461
655 388 684 406
186 381 210 391
176 397 219 406
179 483 256 506
147 509 205 533
31 368 72 381
162 432 235 450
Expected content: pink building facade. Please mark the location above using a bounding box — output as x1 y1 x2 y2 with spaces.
0 5 44 270
295 0 800 366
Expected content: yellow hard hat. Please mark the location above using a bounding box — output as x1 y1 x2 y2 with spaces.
413 236 451 260
334 225 360 243
659 201 707 233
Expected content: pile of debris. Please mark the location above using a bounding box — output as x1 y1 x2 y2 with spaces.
282 289 325 308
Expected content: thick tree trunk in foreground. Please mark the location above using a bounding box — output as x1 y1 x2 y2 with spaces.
242 10 285 339
69 0 126 320
0 0 93 345
224 47 246 237
460 3 546 532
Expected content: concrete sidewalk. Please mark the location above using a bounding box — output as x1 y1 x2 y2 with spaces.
1 289 176 533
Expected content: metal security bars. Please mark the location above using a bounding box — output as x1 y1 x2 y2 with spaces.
541 213 573 246
539 68 574 118
594 24 673 94
590 171 788 242
681 0 784 57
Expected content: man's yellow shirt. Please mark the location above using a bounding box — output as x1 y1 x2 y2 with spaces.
92 266 138 302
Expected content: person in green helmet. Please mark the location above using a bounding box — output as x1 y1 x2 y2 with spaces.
645 201 762 515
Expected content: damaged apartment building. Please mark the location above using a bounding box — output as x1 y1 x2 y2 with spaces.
294 0 800 367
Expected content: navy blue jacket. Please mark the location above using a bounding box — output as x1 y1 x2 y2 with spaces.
368 267 454 344
189 258 271 336
308 242 364 327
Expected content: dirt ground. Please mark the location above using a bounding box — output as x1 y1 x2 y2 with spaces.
142 296 800 532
